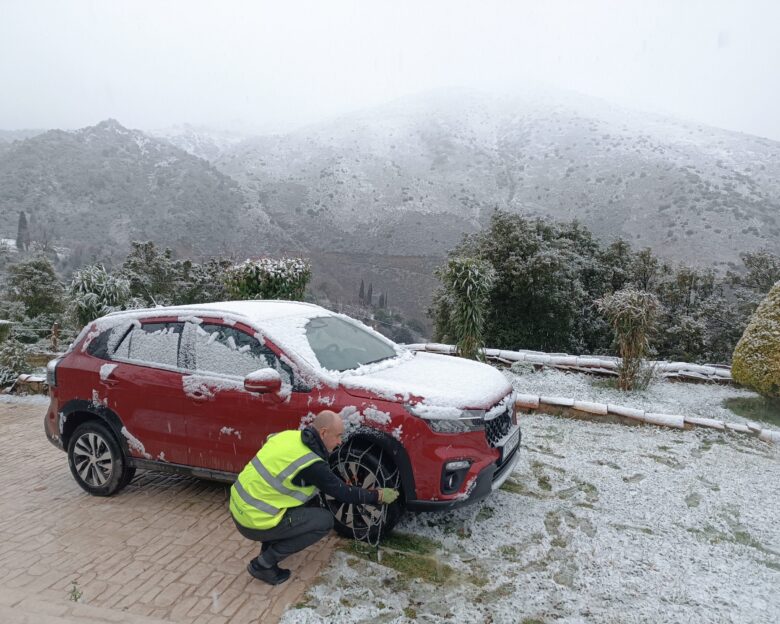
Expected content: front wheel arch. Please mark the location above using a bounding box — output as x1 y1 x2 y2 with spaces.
59 400 131 458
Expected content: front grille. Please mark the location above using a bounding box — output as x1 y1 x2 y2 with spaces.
485 409 512 447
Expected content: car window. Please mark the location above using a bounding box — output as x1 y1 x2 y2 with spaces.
305 315 398 371
188 323 298 388
114 322 183 369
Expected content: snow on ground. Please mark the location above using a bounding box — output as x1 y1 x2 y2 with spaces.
0 393 50 405
509 366 765 428
284 370 779 624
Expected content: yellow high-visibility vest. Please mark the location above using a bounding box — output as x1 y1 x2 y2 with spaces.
230 430 324 530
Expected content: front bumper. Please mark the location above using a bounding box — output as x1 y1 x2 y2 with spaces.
406 426 522 511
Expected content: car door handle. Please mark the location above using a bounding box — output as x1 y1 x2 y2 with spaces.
100 378 119 387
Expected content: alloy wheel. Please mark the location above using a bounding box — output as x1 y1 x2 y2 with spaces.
72 431 114 487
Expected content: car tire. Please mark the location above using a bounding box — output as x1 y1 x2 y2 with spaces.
323 440 404 543
67 421 129 496
119 466 137 489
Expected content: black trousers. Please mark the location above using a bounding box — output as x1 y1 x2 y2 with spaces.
233 507 334 566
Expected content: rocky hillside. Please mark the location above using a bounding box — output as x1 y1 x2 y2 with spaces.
0 120 294 263
216 88 780 269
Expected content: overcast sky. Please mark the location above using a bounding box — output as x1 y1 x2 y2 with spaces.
1 0 779 139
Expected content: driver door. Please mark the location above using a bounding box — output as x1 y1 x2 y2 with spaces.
182 320 310 474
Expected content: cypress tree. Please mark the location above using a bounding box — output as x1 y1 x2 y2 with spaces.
16 211 30 251
359 279 365 303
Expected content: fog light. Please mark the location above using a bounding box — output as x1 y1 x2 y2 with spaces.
441 459 472 495
445 460 470 471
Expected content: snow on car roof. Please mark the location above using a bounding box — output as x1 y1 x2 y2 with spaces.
106 300 329 324
97 300 393 382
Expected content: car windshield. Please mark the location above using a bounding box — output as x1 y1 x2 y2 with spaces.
304 316 398 372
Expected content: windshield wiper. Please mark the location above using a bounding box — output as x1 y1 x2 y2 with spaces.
361 354 396 366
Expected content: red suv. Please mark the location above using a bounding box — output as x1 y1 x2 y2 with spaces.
45 301 521 538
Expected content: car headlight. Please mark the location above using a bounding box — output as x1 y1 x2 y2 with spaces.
404 404 485 433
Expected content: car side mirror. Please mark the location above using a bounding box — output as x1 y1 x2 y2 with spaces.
244 368 282 394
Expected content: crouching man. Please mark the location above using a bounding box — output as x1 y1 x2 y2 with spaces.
230 409 399 585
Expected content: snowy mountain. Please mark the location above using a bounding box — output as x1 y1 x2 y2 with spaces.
147 124 249 163
215 87 780 268
0 119 295 263
2 88 778 325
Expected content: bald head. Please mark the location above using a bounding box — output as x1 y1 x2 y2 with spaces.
312 410 345 452
312 410 340 430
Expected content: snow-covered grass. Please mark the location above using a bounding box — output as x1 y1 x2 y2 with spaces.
510 366 768 428
0 393 49 405
283 370 779 624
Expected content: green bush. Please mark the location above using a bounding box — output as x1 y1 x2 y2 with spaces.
596 288 659 391
732 281 780 397
226 257 311 301
0 340 30 387
5 255 64 317
69 264 132 326
433 257 495 360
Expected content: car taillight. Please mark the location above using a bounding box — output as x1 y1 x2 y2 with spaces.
46 358 62 387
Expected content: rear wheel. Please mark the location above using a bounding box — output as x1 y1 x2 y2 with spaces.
67 421 129 496
119 466 137 489
323 439 404 544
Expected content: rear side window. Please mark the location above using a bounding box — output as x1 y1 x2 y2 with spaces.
114 322 184 369
85 328 114 359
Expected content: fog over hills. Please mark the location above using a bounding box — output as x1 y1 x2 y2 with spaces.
214 88 780 267
1 88 778 324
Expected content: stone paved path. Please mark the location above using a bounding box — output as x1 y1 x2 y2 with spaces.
0 400 337 623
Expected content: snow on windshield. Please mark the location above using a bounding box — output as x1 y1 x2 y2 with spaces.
260 312 401 376
304 316 397 372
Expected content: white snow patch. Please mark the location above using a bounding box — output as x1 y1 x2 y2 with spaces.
0 394 49 405
245 369 280 383
182 376 215 400
182 375 243 400
340 351 510 408
339 405 364 435
409 404 462 419
219 426 242 439
363 406 391 425
299 412 316 429
99 363 117 381
121 426 151 459
90 389 107 408
287 408 780 624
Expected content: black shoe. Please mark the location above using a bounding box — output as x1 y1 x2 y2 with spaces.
247 559 291 586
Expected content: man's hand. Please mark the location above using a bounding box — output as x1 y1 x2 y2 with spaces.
378 488 400 504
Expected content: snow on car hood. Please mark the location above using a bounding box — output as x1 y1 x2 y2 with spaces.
340 351 512 409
